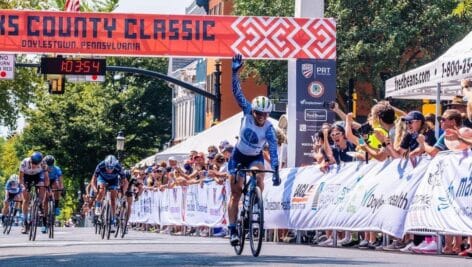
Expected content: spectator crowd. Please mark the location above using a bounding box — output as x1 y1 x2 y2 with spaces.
108 79 472 256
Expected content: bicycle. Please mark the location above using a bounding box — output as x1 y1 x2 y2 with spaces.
233 168 274 257
3 198 22 235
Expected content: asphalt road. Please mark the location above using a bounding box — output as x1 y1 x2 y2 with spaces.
1 227 472 266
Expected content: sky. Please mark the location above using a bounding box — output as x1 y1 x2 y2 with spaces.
0 0 196 137
114 0 194 14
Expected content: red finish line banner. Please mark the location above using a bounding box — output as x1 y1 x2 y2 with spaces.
0 10 336 59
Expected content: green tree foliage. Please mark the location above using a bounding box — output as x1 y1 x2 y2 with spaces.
0 136 22 201
454 0 472 16
18 57 172 212
327 0 472 100
233 0 295 99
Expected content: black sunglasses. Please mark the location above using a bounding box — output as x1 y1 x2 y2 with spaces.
253 110 268 117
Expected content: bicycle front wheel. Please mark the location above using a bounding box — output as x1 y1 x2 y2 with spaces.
100 204 107 240
105 203 112 240
248 187 264 257
233 200 246 255
114 208 121 238
120 202 129 238
29 201 39 241
48 200 55 239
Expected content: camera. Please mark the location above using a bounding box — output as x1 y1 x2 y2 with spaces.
358 122 374 136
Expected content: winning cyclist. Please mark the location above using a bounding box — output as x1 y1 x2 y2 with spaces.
227 54 281 246
19 152 49 234
44 155 64 216
2 174 24 226
91 155 124 232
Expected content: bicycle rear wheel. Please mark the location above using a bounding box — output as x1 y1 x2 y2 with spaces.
114 208 121 238
100 204 107 240
248 187 264 257
48 200 55 239
120 202 129 238
233 200 246 255
3 204 14 234
105 203 112 240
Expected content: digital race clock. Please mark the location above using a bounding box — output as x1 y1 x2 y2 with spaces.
40 57 106 75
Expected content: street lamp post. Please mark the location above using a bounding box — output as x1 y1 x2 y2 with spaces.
213 59 222 122
116 131 125 162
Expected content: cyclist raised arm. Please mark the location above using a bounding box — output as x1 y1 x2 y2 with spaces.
92 155 124 233
227 54 281 246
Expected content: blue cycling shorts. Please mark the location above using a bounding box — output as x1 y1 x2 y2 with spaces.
97 175 120 190
228 147 264 176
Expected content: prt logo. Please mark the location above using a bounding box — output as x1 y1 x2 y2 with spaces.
316 67 331 76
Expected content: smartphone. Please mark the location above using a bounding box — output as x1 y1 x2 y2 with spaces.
358 137 365 145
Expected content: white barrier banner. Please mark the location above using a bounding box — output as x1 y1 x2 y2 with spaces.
405 150 472 235
263 157 430 237
130 182 229 227
130 189 160 224
129 151 471 236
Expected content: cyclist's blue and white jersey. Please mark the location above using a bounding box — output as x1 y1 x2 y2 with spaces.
5 179 22 194
94 161 124 181
48 166 63 182
232 73 279 170
19 158 46 175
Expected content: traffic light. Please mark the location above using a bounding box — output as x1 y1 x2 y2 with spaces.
48 75 65 94
347 78 356 117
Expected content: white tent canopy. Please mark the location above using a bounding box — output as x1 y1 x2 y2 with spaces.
135 112 278 167
386 31 472 100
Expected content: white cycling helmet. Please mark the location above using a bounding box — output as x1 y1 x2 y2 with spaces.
251 96 273 113
9 174 19 182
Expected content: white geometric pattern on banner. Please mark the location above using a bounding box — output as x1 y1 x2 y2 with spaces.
231 17 301 58
286 17 302 58
302 19 336 59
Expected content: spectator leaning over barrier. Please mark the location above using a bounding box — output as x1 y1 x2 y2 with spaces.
312 126 334 171
218 140 230 153
419 109 462 157
359 101 396 161
208 145 218 155
385 111 436 160
222 145 233 162
207 153 229 185
323 123 358 164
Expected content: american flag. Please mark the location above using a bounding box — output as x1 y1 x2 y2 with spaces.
64 0 80 12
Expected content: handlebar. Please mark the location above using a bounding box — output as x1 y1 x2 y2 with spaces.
234 168 275 184
237 169 275 174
